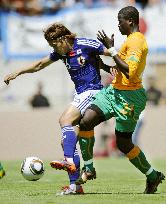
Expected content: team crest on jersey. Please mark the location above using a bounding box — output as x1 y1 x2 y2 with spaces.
77 56 86 66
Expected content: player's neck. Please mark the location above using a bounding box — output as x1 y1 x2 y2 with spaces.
128 26 139 36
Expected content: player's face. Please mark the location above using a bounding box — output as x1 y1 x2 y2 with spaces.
55 40 71 55
48 38 71 55
118 16 130 35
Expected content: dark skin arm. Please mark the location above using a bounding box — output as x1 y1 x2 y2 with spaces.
97 56 117 76
97 30 129 79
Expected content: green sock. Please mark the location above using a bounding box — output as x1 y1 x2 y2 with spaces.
129 151 157 182
0 162 3 170
79 136 95 172
147 169 158 182
84 162 94 172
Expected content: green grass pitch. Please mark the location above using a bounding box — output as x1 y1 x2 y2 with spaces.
0 158 165 204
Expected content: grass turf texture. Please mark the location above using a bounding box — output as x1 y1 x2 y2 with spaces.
0 158 165 204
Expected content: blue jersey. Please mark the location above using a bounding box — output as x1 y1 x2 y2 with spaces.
49 38 104 94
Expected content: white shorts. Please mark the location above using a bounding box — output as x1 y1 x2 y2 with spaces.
71 90 100 116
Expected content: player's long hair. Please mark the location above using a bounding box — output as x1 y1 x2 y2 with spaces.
43 23 76 42
118 6 139 25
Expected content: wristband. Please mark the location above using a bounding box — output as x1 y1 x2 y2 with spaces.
108 47 118 57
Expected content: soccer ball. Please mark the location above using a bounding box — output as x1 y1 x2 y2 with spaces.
21 156 45 181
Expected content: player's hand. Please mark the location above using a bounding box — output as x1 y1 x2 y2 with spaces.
4 73 18 85
97 30 114 49
110 66 118 76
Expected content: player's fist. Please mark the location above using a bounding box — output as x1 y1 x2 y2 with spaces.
4 72 18 85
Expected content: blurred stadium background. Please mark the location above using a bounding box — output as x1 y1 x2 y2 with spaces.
0 0 166 161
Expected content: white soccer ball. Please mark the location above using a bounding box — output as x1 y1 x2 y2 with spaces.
21 156 45 181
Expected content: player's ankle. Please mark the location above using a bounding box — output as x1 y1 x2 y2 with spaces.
84 165 94 172
66 157 74 164
84 160 94 172
69 183 76 190
146 169 158 182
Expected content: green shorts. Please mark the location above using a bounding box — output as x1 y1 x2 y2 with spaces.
92 85 147 132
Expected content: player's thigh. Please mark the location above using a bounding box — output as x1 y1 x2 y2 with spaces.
92 86 115 120
115 89 146 132
80 107 106 130
71 90 100 116
59 104 81 126
60 90 99 126
79 87 115 130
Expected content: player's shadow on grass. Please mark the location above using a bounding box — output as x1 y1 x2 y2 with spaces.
84 192 162 195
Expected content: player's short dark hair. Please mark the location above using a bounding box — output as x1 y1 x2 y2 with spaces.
118 6 139 25
43 23 76 42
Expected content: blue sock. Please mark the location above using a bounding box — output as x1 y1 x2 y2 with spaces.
68 148 80 184
62 125 77 158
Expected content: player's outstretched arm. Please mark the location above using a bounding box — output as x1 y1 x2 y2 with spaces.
98 56 117 75
4 56 53 85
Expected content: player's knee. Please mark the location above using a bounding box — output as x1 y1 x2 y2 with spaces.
59 114 71 126
79 106 103 131
79 117 93 131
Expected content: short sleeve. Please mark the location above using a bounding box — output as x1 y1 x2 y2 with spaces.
126 38 144 63
77 39 104 55
125 37 144 79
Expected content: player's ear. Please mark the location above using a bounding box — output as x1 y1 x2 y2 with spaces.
129 18 134 26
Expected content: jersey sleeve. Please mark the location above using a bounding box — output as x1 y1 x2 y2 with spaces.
49 51 61 62
79 39 104 55
125 37 144 79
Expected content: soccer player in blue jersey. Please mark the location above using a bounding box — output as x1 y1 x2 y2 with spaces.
4 23 111 195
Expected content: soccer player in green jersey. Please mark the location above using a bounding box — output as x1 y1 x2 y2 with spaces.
75 6 165 194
